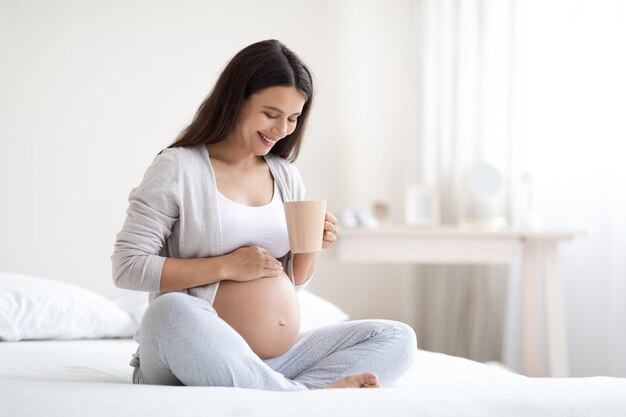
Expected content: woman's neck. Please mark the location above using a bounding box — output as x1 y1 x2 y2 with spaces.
206 141 263 170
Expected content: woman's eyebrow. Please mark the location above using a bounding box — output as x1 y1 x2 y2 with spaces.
262 105 301 116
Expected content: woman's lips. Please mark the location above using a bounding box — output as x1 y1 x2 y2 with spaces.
258 131 277 147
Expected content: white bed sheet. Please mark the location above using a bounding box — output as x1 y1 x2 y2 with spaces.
0 339 625 417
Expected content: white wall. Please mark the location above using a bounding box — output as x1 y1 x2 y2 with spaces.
507 0 626 378
2 0 623 378
0 0 421 326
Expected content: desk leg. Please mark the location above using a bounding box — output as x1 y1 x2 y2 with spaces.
543 241 570 377
522 240 542 376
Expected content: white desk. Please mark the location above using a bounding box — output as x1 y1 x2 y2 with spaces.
333 225 579 377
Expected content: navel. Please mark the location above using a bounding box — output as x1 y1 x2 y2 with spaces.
278 319 286 326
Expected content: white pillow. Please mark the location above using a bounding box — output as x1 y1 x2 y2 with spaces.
0 273 136 341
108 288 349 334
107 289 149 328
298 290 350 332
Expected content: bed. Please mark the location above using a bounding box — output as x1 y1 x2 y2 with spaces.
1 273 625 417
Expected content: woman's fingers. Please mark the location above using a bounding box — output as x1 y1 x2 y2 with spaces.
324 212 338 234
324 222 337 235
324 212 338 241
263 268 284 278
243 246 281 272
264 261 284 276
263 253 282 268
322 212 338 250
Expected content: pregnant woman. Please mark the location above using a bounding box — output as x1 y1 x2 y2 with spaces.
111 39 416 390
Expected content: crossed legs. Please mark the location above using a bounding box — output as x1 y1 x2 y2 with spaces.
135 292 416 390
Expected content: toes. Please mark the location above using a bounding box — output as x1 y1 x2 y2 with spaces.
362 373 380 388
325 373 381 389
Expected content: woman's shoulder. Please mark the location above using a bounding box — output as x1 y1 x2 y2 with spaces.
143 147 180 178
160 144 205 161
141 145 209 187
155 145 207 171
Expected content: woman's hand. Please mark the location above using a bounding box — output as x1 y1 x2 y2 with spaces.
223 246 283 281
322 212 338 250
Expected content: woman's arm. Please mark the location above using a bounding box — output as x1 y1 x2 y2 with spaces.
292 252 318 286
112 149 181 292
160 256 228 292
160 246 284 291
292 211 338 286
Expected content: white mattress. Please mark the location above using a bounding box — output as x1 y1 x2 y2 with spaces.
1 339 625 417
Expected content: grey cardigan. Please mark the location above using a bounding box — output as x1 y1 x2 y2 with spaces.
111 144 308 308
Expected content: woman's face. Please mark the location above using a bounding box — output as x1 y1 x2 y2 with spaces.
233 86 306 156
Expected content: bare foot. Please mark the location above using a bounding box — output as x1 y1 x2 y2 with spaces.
323 372 381 389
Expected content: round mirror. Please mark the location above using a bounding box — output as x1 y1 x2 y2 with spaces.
466 162 501 196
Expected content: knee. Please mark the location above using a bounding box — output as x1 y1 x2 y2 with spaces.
387 321 418 370
141 292 215 337
393 321 418 348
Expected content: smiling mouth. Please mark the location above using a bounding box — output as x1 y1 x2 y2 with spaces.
259 132 277 146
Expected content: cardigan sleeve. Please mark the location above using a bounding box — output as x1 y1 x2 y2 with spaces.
111 148 181 292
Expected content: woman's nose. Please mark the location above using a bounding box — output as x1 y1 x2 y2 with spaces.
272 118 288 138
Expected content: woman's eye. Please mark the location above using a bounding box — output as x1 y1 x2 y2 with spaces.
264 113 279 119
288 118 298 123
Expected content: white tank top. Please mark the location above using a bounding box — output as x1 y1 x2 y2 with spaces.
217 181 291 259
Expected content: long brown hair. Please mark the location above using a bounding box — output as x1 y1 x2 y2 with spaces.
168 39 314 162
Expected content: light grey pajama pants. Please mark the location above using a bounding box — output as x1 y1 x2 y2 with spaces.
132 292 417 390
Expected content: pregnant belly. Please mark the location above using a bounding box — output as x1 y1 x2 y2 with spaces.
212 271 301 359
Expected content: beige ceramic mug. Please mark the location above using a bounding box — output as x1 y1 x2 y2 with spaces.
283 200 327 253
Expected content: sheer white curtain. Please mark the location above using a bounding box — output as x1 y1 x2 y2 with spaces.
416 0 515 363
417 0 626 376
